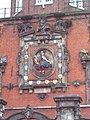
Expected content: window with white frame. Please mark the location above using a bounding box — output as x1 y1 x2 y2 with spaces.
0 0 11 18
35 0 53 7
69 0 84 9
15 0 22 13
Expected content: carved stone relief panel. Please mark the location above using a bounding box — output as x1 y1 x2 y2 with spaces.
17 18 70 94
32 47 55 78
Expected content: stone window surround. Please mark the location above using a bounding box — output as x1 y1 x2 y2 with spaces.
17 17 72 94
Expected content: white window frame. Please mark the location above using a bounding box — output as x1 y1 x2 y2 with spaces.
69 0 84 10
35 0 53 8
0 0 11 18
15 0 22 13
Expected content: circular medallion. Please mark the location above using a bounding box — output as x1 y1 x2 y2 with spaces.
32 48 55 78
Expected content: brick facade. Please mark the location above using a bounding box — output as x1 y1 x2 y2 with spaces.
0 0 90 119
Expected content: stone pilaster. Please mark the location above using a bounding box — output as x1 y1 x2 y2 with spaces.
54 94 82 120
0 55 7 96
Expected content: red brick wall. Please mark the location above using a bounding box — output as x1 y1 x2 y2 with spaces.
23 0 63 15
11 0 90 17
10 0 67 16
0 16 90 118
67 18 89 104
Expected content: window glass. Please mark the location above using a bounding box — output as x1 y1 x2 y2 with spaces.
69 0 84 9
35 0 53 5
16 0 22 13
0 0 11 18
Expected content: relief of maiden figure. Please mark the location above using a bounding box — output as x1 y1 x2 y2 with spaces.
33 50 52 74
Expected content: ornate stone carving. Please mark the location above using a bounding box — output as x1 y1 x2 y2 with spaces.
17 22 34 37
74 102 80 120
17 47 25 89
32 48 54 78
22 106 34 119
53 19 72 34
73 80 81 87
54 95 82 120
17 18 71 94
80 49 90 104
17 47 24 77
62 46 70 76
0 55 7 73
38 93 47 100
61 108 74 120
37 17 51 33
64 46 70 64
6 106 51 120
80 49 89 58
80 49 90 69
0 98 7 120
0 55 7 96
54 19 66 33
